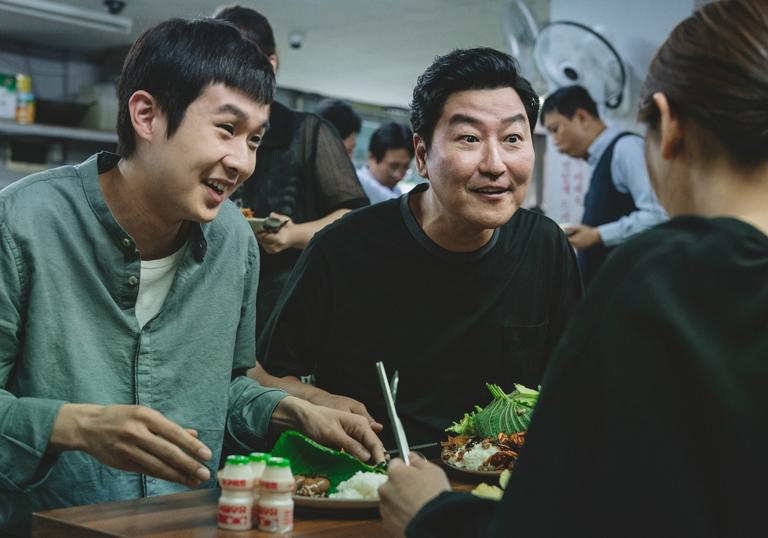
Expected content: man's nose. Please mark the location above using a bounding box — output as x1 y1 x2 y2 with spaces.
479 141 505 176
223 143 254 181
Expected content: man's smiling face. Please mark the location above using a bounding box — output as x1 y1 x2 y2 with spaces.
415 87 535 233
145 83 270 224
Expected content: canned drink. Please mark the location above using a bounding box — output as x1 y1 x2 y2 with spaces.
15 74 34 124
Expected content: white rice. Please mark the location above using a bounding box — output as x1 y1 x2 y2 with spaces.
449 443 498 470
328 471 388 500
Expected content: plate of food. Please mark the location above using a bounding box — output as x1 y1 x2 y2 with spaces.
270 431 387 513
441 383 538 481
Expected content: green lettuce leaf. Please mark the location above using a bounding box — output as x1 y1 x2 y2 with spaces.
445 383 540 437
270 430 386 493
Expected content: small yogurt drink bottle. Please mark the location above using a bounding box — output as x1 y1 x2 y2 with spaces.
217 455 256 531
249 452 270 524
257 456 295 533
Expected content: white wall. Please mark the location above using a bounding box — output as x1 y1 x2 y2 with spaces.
541 0 694 221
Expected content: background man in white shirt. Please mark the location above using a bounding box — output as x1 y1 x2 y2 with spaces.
542 85 667 284
357 122 414 204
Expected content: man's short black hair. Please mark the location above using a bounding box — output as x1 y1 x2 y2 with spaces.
315 99 362 140
116 18 275 157
410 47 540 149
369 122 414 162
541 85 599 121
213 4 276 57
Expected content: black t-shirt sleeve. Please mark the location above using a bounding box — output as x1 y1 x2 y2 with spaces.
256 239 331 376
406 492 495 537
301 117 369 215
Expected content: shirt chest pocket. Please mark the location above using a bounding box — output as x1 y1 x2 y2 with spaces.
497 321 549 388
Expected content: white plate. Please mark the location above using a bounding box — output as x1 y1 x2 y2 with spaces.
293 495 379 511
441 458 503 481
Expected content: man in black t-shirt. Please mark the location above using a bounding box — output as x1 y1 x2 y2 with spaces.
251 48 582 448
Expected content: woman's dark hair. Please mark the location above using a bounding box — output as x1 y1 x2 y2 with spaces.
315 99 362 140
368 122 414 162
638 0 768 165
116 18 275 157
410 47 540 149
541 85 599 120
213 4 276 57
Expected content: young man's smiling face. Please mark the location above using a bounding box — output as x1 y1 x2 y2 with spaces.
415 87 535 236
144 83 269 223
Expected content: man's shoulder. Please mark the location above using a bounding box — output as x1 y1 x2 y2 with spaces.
502 208 565 241
0 164 82 220
208 201 254 238
312 200 402 247
612 131 644 154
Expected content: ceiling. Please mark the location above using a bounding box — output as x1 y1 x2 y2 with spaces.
0 0 550 108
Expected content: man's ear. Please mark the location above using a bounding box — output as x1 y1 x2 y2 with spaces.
573 108 591 126
128 90 162 145
653 92 682 160
414 134 429 178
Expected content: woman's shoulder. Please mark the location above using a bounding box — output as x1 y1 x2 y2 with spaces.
614 216 764 263
593 216 768 296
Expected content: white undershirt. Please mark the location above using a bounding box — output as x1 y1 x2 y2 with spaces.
135 243 187 329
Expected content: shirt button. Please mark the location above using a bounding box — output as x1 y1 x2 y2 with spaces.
127 276 138 287
122 238 131 248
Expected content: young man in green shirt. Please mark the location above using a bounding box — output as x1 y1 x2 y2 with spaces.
0 18 383 535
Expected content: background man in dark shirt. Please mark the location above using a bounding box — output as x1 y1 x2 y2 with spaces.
315 98 362 158
214 5 370 332
252 47 582 448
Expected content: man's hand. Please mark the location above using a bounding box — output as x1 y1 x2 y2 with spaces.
271 396 386 464
256 212 295 254
49 403 213 488
248 363 383 431
379 456 451 537
307 391 383 433
565 224 602 250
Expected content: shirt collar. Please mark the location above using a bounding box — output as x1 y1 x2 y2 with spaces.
400 183 499 262
77 151 208 262
586 126 620 167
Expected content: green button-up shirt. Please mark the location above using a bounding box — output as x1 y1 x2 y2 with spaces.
0 153 286 534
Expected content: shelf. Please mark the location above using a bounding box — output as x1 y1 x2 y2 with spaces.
0 120 117 144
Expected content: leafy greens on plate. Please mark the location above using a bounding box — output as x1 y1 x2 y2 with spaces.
446 383 540 437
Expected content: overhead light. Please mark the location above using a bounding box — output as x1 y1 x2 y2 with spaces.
0 0 133 34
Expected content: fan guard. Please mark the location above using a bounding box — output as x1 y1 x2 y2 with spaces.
534 21 626 109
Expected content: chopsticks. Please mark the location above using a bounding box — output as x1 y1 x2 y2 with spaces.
375 361 410 465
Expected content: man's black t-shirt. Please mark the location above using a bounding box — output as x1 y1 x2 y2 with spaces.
407 216 768 538
258 183 582 447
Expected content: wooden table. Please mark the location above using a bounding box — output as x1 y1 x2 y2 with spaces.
32 481 475 537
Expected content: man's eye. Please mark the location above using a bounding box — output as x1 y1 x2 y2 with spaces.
506 134 522 143
461 135 479 143
249 135 262 149
218 124 235 135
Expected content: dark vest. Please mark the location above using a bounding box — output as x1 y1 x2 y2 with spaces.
578 132 639 284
